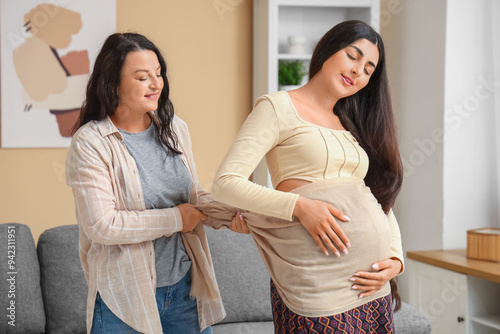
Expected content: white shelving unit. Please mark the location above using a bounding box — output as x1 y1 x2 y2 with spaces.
252 0 380 186
468 275 500 334
253 0 380 99
471 316 500 331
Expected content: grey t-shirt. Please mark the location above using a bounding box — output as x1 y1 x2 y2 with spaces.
119 122 192 287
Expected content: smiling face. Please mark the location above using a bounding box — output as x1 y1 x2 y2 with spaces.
320 38 379 99
116 50 163 117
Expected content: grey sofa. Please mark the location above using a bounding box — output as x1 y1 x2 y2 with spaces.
0 223 431 333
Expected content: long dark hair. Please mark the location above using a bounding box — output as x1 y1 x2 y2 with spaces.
73 32 180 154
310 20 403 310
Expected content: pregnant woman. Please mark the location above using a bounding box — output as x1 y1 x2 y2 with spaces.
211 20 404 333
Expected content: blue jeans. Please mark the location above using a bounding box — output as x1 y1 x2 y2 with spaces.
90 272 212 334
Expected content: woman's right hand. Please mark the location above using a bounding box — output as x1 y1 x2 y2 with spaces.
293 196 351 256
177 203 207 233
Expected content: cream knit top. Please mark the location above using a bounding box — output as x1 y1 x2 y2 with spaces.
212 91 404 316
214 91 370 220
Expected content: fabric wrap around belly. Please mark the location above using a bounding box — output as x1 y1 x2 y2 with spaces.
196 177 392 317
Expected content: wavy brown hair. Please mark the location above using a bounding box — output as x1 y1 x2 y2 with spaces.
73 32 180 154
310 20 404 311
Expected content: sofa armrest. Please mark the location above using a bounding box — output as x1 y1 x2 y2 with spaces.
0 223 45 333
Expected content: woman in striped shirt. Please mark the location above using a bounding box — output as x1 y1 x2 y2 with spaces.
66 33 248 334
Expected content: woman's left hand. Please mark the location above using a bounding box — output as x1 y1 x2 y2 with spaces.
229 211 251 234
350 258 402 298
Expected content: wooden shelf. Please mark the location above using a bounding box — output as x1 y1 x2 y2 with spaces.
407 249 500 284
471 316 500 330
276 0 373 7
278 54 312 60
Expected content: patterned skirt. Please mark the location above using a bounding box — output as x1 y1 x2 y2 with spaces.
271 280 394 334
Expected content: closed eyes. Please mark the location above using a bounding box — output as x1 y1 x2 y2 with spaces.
138 74 162 81
346 52 371 76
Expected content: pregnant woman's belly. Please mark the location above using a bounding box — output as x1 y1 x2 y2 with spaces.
249 177 392 317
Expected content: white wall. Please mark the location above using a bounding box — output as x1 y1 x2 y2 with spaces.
381 0 447 246
381 0 447 301
495 1 500 225
443 0 500 249
381 0 500 301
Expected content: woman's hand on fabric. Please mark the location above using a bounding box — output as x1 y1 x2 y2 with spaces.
293 196 351 256
229 210 251 234
350 258 402 298
178 203 207 232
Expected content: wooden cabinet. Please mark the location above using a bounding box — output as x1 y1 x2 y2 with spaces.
408 249 500 334
408 260 468 333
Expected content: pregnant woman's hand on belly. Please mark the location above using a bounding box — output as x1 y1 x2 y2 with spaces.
293 196 351 257
350 258 403 298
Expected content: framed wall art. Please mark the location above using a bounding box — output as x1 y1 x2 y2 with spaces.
0 0 116 148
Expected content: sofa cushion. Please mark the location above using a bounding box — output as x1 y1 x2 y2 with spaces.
205 227 272 324
394 302 432 334
213 320 274 333
0 223 46 334
37 224 87 334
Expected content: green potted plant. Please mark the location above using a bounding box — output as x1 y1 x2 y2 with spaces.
278 60 307 90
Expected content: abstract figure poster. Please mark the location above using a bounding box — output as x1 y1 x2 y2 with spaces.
0 0 116 148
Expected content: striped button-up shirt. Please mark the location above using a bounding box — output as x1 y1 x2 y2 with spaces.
66 113 225 333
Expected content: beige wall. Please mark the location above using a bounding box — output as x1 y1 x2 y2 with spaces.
0 0 253 241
